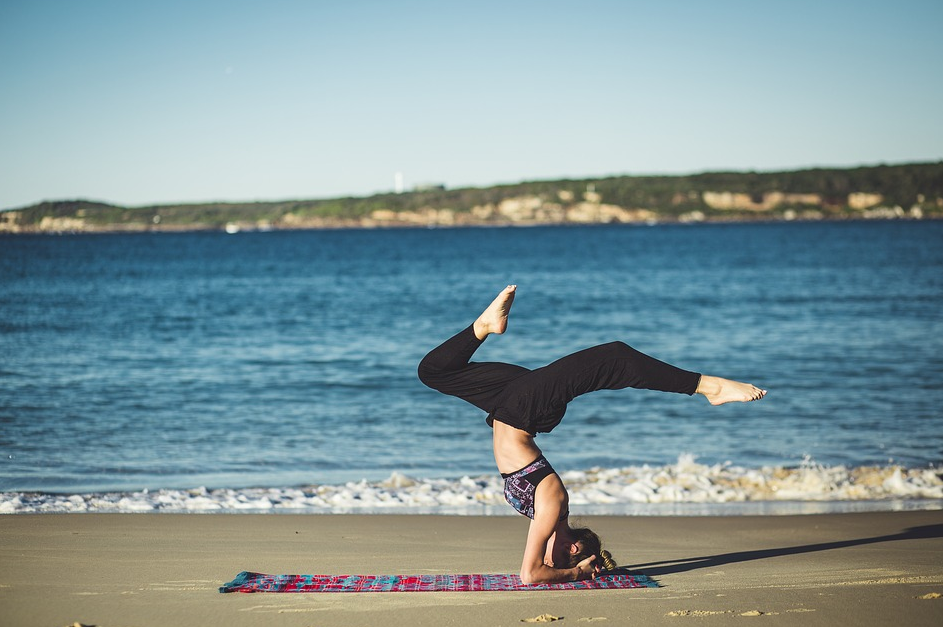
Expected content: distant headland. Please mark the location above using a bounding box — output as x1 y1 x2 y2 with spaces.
2 162 941 234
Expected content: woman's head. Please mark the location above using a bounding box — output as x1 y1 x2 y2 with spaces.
565 526 617 571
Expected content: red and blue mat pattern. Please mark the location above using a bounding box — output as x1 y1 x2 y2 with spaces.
219 569 658 593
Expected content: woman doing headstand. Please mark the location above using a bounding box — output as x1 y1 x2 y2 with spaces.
418 285 766 584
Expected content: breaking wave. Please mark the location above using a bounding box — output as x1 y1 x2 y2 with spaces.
3 455 941 515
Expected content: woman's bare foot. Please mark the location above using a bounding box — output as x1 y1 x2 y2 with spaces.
696 375 766 405
473 285 517 340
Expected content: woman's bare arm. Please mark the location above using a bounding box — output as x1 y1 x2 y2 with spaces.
518 476 596 584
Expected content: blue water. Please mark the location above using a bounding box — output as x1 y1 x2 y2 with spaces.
1 221 942 493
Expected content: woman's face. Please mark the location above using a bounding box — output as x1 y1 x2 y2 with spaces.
550 535 580 567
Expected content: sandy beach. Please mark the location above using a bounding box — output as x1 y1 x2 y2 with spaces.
1 510 941 626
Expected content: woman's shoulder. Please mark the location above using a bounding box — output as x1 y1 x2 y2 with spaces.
534 471 568 517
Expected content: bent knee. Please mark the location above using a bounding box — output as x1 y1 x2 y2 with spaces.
417 358 442 388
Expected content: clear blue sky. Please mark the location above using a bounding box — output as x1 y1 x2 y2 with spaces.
1 0 941 210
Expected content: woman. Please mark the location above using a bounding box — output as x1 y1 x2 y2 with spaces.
418 285 766 584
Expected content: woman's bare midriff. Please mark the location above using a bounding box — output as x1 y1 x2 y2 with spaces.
492 419 543 474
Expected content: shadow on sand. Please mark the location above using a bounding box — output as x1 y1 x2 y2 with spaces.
630 523 943 577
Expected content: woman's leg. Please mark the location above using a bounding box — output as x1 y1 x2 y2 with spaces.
491 341 764 433
417 286 528 413
489 341 701 432
417 324 529 412
530 341 702 401
524 341 766 407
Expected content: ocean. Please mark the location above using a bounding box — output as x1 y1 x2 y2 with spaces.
1 220 941 514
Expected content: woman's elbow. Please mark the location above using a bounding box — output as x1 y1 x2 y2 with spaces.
520 567 550 585
519 568 538 585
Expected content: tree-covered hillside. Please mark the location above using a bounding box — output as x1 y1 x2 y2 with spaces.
2 162 940 233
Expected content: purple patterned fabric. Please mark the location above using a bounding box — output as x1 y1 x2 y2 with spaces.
502 455 554 519
219 570 658 593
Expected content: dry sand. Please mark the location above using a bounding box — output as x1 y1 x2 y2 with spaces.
1 510 942 626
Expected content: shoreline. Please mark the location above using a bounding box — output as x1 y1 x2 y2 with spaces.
2 510 941 626
1 213 939 236
3 498 942 517
4 457 941 515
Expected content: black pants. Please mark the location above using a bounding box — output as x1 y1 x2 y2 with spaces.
418 325 701 434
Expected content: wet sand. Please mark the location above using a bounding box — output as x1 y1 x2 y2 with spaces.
1 510 941 626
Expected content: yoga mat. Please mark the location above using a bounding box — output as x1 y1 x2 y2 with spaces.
220 570 658 593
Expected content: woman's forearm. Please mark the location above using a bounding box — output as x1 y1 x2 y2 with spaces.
520 564 581 585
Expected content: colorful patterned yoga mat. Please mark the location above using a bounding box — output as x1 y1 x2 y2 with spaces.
219 570 658 593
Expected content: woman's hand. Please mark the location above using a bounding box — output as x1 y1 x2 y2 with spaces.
573 554 599 580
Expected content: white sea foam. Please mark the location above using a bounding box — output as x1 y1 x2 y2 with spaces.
2 455 941 515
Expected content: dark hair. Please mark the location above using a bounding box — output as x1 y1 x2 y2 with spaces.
567 526 617 571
